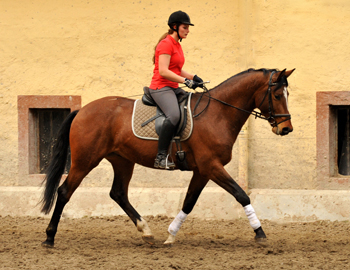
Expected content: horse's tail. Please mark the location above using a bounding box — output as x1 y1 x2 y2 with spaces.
40 110 79 214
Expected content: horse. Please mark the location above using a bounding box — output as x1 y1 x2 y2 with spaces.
40 68 295 247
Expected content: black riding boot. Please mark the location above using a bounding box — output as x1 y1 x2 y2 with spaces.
154 118 176 169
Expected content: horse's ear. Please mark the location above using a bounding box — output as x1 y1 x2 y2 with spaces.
275 69 286 82
274 69 295 82
284 69 295 78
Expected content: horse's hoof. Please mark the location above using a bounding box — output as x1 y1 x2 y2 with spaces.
255 236 268 246
41 240 54 248
163 241 173 246
142 235 155 245
254 227 266 238
163 234 175 246
254 226 267 245
255 236 267 242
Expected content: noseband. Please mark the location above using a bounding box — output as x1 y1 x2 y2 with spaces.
193 71 291 127
257 71 291 127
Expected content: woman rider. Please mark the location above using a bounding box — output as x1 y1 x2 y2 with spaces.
149 10 203 170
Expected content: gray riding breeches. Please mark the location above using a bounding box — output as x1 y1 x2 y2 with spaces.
149 86 187 126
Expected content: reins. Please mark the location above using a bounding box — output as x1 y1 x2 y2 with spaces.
192 87 267 121
192 85 211 118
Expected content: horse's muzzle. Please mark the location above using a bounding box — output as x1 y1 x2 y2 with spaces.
272 126 293 136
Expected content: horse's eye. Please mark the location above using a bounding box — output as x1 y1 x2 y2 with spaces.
274 95 281 100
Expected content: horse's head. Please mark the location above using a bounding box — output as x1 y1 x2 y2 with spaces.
257 69 295 136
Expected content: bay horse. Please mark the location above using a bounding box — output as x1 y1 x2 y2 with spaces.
41 68 295 247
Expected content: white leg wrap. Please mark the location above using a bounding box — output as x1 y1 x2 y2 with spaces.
244 204 261 230
168 210 188 236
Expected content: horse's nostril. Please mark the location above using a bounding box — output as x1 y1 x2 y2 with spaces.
282 127 291 135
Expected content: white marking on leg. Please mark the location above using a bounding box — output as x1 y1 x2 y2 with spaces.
137 217 155 244
137 217 154 239
244 204 261 230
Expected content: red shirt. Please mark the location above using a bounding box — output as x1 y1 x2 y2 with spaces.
150 35 185 89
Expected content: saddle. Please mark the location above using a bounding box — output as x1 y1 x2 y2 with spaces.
141 87 190 137
131 87 192 171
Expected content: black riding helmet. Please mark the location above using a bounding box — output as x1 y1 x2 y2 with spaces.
168 11 194 41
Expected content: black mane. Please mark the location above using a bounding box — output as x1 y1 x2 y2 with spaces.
211 68 278 90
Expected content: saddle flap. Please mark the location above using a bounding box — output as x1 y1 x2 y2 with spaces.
174 96 189 136
155 107 165 135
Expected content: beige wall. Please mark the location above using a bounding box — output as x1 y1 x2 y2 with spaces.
1 0 350 190
245 0 350 189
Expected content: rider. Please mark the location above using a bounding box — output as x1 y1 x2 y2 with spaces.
149 10 203 170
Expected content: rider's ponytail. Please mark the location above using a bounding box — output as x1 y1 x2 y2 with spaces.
152 28 175 64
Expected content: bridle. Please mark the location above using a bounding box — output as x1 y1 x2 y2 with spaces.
256 71 291 127
193 71 291 127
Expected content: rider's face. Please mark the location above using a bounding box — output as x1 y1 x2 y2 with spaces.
178 24 190 39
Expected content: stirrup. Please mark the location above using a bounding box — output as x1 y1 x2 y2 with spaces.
154 154 175 170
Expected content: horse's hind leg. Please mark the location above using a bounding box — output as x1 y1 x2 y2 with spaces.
42 166 91 247
107 155 154 245
164 169 209 245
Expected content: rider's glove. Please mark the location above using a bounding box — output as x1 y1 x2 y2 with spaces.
184 78 200 90
193 75 204 88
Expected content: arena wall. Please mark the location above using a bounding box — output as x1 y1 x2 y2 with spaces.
1 0 350 221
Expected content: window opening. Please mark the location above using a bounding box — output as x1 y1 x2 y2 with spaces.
30 108 71 174
316 91 350 188
338 107 350 175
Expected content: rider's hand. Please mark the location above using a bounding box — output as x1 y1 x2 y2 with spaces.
184 78 200 90
193 75 204 88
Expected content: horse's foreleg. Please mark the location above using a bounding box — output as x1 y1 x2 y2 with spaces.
164 170 209 245
210 166 266 242
108 156 154 245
